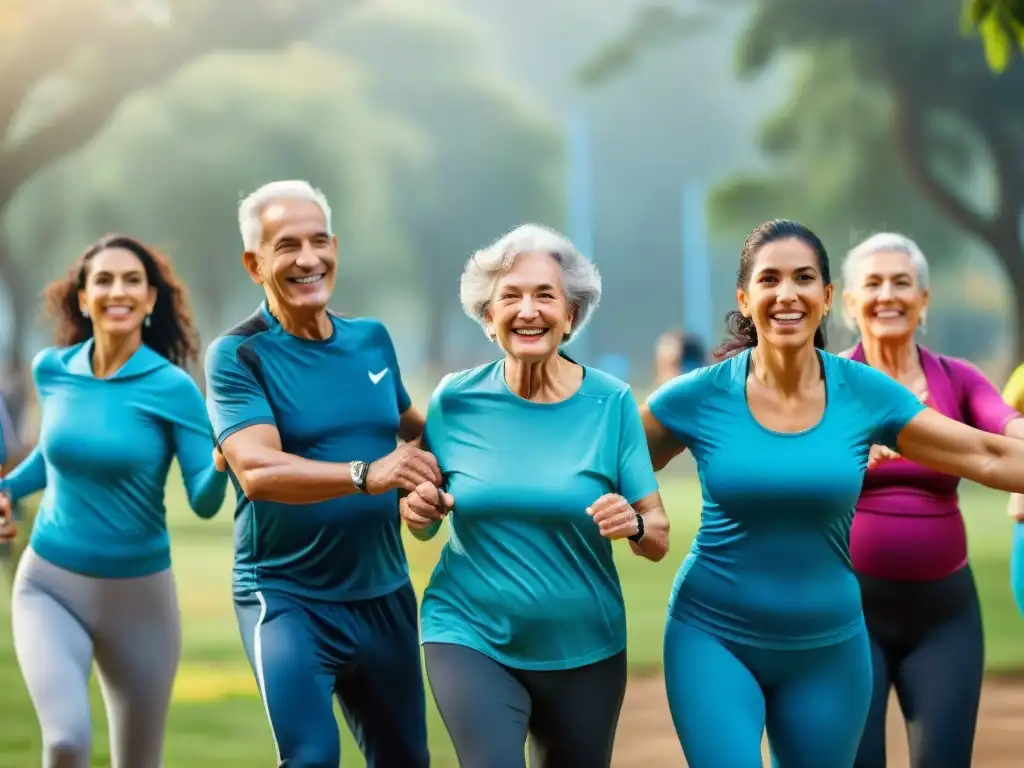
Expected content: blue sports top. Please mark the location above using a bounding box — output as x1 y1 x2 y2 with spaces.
647 348 926 650
205 304 413 602
1 340 227 578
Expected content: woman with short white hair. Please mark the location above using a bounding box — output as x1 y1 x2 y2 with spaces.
401 223 671 768
840 232 1023 767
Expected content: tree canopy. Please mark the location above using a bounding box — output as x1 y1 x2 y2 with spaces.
582 0 1024 356
0 0 352 369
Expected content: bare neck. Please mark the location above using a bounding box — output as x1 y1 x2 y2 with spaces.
504 352 581 403
860 334 919 378
91 332 142 379
269 300 333 341
751 343 820 398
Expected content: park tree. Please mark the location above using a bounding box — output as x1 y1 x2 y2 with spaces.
8 46 421 345
584 0 1024 357
0 0 351 384
324 1 564 370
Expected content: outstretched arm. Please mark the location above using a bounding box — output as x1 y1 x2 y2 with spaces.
896 408 1024 493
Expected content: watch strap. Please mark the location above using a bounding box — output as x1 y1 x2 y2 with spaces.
627 511 645 543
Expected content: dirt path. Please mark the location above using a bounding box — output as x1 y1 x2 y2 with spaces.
611 675 1024 766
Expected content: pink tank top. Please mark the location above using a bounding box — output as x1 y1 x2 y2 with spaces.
847 344 1020 581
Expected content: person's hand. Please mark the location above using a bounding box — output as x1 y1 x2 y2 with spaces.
366 444 442 495
867 444 901 470
400 482 454 531
213 446 227 473
587 493 640 540
0 490 16 543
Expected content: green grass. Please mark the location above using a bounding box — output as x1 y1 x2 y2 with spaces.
0 471 1021 765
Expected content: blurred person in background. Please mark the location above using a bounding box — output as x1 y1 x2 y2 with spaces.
654 329 708 386
640 219 1024 768
399 223 670 768
0 234 228 768
1001 363 1024 614
840 233 1023 768
0 387 26 565
207 180 436 768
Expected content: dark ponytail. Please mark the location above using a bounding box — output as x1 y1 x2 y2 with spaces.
713 219 831 361
715 311 757 360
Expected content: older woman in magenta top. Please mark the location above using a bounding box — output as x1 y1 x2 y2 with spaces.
841 232 1023 768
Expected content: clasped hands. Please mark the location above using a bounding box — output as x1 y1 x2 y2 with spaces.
400 483 640 540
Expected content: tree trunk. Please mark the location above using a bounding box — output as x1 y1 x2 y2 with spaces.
996 235 1024 364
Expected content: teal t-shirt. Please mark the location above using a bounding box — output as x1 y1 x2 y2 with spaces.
647 348 927 650
418 360 659 671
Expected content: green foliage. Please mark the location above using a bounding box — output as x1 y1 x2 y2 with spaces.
0 1 360 369
711 43 967 264
699 0 1024 333
6 45 422 336
962 0 1024 73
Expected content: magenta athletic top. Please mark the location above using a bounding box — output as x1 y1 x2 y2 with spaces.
847 343 1020 581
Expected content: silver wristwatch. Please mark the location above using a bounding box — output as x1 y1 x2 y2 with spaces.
350 461 370 493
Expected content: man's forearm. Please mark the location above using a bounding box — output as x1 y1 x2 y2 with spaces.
237 452 362 504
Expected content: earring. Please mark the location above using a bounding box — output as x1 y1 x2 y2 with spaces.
144 313 152 328
81 308 90 319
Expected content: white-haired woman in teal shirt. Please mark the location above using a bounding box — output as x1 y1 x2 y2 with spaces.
400 223 671 768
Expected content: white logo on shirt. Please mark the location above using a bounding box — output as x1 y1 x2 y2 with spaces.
368 368 390 385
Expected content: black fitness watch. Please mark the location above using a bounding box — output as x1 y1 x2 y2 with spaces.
627 512 645 543
350 461 370 493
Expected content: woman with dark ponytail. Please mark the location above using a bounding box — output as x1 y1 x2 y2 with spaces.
714 219 830 360
639 219 1024 766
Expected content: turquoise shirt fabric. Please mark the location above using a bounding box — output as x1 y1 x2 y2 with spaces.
647 348 927 650
1 341 227 577
418 360 659 670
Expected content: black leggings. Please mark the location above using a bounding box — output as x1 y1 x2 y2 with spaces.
423 642 627 768
854 566 984 768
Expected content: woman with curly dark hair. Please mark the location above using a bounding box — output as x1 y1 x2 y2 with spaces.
0 234 227 768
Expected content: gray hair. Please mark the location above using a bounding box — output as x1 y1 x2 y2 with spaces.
460 223 602 345
238 180 333 252
841 232 930 331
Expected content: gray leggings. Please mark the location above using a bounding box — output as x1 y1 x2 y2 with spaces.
11 547 182 768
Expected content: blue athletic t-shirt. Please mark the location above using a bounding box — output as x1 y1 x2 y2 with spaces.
418 360 659 671
0 341 227 578
647 348 927 650
205 304 412 602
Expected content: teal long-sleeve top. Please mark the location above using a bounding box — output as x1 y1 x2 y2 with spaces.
0 340 228 578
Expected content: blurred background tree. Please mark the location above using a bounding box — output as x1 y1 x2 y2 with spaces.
582 0 1024 359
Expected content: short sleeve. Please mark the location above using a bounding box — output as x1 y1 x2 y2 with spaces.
204 335 276 444
944 357 1020 435
845 361 927 450
645 368 711 447
616 389 659 503
375 322 411 414
421 374 454 458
